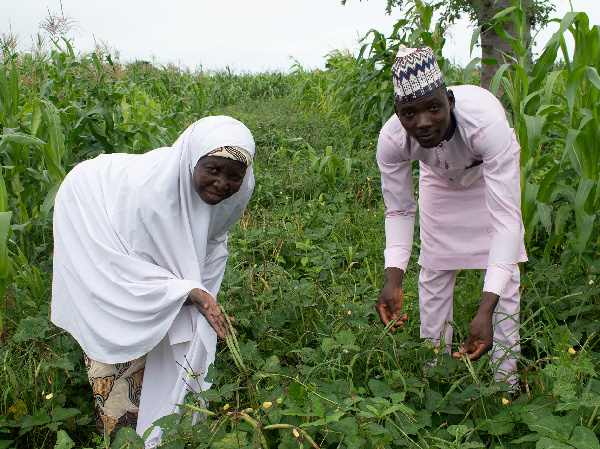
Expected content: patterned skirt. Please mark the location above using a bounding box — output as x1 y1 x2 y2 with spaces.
84 353 146 442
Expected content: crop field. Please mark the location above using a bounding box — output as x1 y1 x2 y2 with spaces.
0 4 599 449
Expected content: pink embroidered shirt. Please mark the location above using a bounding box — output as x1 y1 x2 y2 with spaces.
377 84 527 296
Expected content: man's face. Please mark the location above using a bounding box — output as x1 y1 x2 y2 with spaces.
394 87 455 148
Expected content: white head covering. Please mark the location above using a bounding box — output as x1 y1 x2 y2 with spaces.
51 116 255 363
391 45 445 103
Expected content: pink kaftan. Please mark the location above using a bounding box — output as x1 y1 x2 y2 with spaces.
377 84 527 296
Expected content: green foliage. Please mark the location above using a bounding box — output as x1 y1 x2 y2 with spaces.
479 1 600 269
0 16 599 448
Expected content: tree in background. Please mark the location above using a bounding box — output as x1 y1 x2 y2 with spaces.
343 0 555 91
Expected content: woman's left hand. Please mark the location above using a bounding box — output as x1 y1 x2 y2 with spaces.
187 288 237 338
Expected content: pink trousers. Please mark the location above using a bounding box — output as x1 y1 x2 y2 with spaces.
418 266 521 386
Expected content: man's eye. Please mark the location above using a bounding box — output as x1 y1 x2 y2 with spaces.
403 111 414 118
430 104 440 111
207 167 219 174
230 174 243 182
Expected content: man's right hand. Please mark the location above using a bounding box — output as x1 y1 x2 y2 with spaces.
375 267 408 332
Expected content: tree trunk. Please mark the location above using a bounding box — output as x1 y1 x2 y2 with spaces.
469 0 532 95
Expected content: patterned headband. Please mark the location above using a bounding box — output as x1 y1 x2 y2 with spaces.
205 146 253 166
391 45 445 103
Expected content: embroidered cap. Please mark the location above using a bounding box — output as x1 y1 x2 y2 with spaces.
391 45 445 103
205 146 253 166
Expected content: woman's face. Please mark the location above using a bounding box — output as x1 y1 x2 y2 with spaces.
193 156 248 205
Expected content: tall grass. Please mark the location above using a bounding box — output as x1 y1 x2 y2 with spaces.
0 10 598 448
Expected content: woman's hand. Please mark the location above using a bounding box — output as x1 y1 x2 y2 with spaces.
375 267 408 332
453 291 499 361
187 288 237 339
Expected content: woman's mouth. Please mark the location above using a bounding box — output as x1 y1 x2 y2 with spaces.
204 190 226 202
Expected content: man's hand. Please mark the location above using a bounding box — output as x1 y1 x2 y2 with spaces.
375 267 408 332
453 291 499 361
187 288 236 339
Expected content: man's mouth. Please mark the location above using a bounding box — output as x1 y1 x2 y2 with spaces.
418 131 437 140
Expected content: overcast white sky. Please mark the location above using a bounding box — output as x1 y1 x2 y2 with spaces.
2 0 598 72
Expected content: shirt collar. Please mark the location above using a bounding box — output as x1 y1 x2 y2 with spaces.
445 113 457 142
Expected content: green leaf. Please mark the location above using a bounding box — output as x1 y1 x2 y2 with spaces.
490 63 512 97
424 388 443 412
564 128 582 174
537 202 551 232
110 427 144 449
261 355 282 373
483 411 515 436
0 211 12 278
0 171 7 212
577 213 595 256
150 413 179 432
536 437 572 449
469 27 481 57
20 409 52 429
536 164 561 203
51 407 80 423
337 329 355 345
40 185 60 227
0 132 47 147
329 417 359 437
369 379 394 398
585 66 600 90
211 431 249 449
13 315 50 342
568 426 600 449
300 410 345 427
464 58 481 84
321 337 340 352
544 70 564 105
492 6 518 20
54 430 75 449
523 114 543 161
575 177 594 228
566 66 586 116
528 415 574 442
363 422 388 435
0 441 14 449
289 381 308 406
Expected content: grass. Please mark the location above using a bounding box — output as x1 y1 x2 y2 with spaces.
0 40 598 447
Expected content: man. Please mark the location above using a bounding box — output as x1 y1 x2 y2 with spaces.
375 45 527 385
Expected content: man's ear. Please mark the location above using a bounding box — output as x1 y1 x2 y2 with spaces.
447 89 455 111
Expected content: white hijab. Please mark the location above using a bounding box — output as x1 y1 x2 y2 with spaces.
51 116 255 364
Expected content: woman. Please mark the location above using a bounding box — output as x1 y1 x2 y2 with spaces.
51 116 255 446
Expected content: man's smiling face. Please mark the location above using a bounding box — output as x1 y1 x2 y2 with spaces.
394 87 455 148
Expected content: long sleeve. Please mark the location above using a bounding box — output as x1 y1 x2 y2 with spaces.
477 117 523 295
377 131 417 272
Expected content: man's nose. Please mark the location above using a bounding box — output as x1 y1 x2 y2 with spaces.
416 113 433 128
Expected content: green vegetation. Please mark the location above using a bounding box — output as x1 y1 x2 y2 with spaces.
0 3 599 449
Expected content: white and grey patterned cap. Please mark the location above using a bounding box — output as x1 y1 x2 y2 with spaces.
205 146 253 166
391 45 445 103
